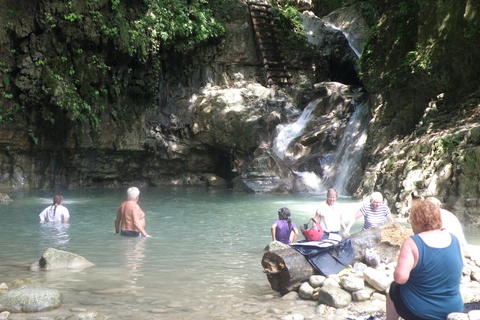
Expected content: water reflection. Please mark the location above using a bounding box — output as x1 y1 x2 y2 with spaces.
121 237 146 292
38 222 70 248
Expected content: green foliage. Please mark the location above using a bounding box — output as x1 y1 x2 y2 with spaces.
24 0 229 134
104 0 227 59
64 13 84 22
466 21 480 39
310 0 351 17
3 10 15 31
359 0 419 87
442 138 461 152
28 132 39 145
270 3 315 57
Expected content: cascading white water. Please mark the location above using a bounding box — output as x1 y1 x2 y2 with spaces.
272 99 318 159
323 21 363 58
321 101 369 195
272 98 369 195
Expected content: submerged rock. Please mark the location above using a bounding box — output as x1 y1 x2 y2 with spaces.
7 278 44 289
65 312 108 320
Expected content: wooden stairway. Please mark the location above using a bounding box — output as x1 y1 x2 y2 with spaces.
247 1 292 86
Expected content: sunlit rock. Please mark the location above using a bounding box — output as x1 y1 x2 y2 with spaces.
30 248 95 271
317 284 352 308
0 193 13 202
0 288 62 312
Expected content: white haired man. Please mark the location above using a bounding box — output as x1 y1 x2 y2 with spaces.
343 191 393 237
115 187 151 237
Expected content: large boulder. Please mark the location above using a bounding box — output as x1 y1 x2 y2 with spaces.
232 148 300 193
348 223 412 265
0 193 13 202
30 248 95 271
0 287 62 312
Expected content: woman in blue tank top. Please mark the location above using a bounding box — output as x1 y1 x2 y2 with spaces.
387 199 464 320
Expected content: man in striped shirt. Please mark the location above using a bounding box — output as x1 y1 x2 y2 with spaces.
343 192 394 237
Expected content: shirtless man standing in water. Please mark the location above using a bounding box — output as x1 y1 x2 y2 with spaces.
115 187 152 238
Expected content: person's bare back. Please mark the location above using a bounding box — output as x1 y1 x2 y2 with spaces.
115 187 151 237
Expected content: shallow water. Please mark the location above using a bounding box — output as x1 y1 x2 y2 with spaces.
0 187 478 319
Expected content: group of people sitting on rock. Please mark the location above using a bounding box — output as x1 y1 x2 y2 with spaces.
271 189 397 245
270 189 471 320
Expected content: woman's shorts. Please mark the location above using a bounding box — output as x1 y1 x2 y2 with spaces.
389 281 429 320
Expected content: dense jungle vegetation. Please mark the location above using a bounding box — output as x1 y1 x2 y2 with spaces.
1 0 479 138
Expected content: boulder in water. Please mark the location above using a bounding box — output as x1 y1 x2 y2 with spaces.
232 148 309 193
0 193 13 202
0 287 63 312
30 248 95 271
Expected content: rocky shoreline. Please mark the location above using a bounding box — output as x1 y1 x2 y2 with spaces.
1 242 479 319
261 225 480 320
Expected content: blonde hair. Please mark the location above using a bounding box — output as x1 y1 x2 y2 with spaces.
327 188 338 197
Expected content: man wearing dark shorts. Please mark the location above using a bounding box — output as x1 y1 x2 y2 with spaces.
115 187 152 238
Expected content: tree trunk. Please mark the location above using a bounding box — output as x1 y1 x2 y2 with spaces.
261 247 316 294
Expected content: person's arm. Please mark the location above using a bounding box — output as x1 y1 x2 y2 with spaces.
115 207 121 233
271 223 277 241
132 207 151 237
394 237 417 284
290 227 299 243
386 212 394 223
39 208 46 222
314 209 321 223
343 209 363 237
339 213 347 233
63 207 70 223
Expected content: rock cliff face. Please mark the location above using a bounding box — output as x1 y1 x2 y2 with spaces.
0 0 347 191
354 0 480 226
1 0 480 226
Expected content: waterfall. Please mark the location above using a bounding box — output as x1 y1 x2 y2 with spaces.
321 101 369 195
324 21 362 58
272 99 318 159
272 95 369 196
